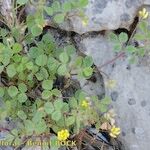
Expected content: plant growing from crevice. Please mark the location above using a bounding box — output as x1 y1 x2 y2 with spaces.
100 8 150 68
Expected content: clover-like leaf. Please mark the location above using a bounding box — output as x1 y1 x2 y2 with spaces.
42 90 52 99
54 13 65 24
6 64 16 78
18 93 27 103
52 110 61 121
57 64 68 76
18 83 27 93
44 102 54 114
42 80 53 90
66 116 75 126
8 86 18 97
35 54 47 66
12 43 22 53
59 52 69 63
31 25 42 37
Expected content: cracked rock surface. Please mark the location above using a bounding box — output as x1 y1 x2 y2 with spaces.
60 0 146 34
78 34 150 150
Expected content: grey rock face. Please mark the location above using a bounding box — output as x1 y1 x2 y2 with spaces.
78 35 150 150
60 0 144 34
26 0 149 34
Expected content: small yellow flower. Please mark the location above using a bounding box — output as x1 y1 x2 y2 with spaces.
57 129 70 141
106 80 117 89
139 8 149 19
109 125 121 138
82 20 88 26
81 100 89 108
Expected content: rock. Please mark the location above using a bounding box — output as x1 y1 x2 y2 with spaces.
61 0 150 34
25 0 150 34
61 0 143 34
77 34 150 150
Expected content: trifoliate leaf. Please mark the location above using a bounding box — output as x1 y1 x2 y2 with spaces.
8 86 18 97
42 80 53 90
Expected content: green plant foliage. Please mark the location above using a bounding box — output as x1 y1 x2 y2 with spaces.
108 18 149 63
0 0 115 149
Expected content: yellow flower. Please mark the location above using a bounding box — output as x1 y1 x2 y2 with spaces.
109 125 121 138
81 100 89 108
82 20 88 26
139 8 149 19
106 80 117 89
57 129 70 141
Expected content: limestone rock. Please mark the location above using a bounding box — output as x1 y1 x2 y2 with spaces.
78 35 150 150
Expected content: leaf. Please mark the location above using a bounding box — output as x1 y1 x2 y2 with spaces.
69 97 78 108
42 90 52 99
126 45 137 54
51 89 61 97
113 43 122 52
134 33 145 40
6 64 16 78
137 48 145 57
18 93 27 103
47 57 60 72
29 47 40 58
54 13 65 24
0 87 4 97
17 0 28 5
75 56 83 67
44 102 54 114
42 80 53 90
52 1 61 13
139 21 148 33
32 111 45 123
119 32 128 43
99 104 108 113
31 25 42 37
109 32 119 43
8 86 18 97
26 61 34 70
57 64 68 76
101 97 111 105
54 99 63 110
78 0 88 7
59 52 69 63
18 83 27 93
35 54 47 66
52 110 62 121
83 67 93 77
66 116 75 126
62 103 69 113
44 6 53 16
25 120 34 135
65 45 76 55
17 110 27 120
35 119 47 134
12 43 22 53
83 56 93 67
62 2 72 12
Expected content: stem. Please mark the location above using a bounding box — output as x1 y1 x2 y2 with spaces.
99 52 125 69
99 18 140 69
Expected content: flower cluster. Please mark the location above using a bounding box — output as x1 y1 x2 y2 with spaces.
109 125 121 138
81 100 89 108
57 129 70 141
139 8 149 19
